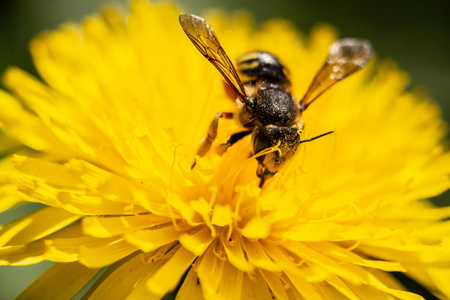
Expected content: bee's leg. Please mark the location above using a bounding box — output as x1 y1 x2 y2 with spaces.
258 176 266 188
257 165 274 188
197 112 234 156
257 164 266 187
192 112 233 168
216 129 253 155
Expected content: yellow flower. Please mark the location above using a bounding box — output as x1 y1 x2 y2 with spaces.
1 1 450 299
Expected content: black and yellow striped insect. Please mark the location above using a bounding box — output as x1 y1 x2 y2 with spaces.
179 13 373 187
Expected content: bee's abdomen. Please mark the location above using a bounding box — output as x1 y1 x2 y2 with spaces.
237 51 291 88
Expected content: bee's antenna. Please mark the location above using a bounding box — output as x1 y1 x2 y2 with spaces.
298 131 334 144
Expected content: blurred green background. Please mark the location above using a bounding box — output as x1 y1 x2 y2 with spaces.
0 0 448 299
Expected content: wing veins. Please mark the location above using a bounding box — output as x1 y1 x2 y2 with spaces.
300 38 373 110
179 13 248 102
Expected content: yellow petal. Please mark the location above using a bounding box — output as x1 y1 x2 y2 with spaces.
0 88 73 154
240 217 271 239
421 267 450 299
0 240 46 265
241 238 280 272
124 225 181 252
317 242 405 272
179 226 215 256
0 207 80 247
211 203 233 227
44 223 124 264
284 271 324 299
343 269 410 300
240 270 272 299
197 241 226 299
0 159 27 212
366 272 424 300
0 133 23 155
16 262 100 300
79 238 138 268
220 232 253 272
325 274 360 300
125 258 166 300
146 246 197 296
82 214 171 238
176 267 205 300
18 177 146 215
82 252 155 299
215 260 244 299
284 241 365 285
13 156 83 188
259 269 289 300
0 187 24 213
263 241 328 282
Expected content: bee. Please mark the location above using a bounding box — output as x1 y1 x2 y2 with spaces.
179 13 373 187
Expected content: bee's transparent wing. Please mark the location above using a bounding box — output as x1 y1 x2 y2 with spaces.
179 13 248 103
300 38 373 110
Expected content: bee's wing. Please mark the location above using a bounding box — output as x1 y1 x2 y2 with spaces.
179 13 249 103
300 38 373 110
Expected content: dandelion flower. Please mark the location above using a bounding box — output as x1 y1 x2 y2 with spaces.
1 1 450 299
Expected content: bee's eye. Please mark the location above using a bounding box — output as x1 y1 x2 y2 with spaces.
252 127 273 157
